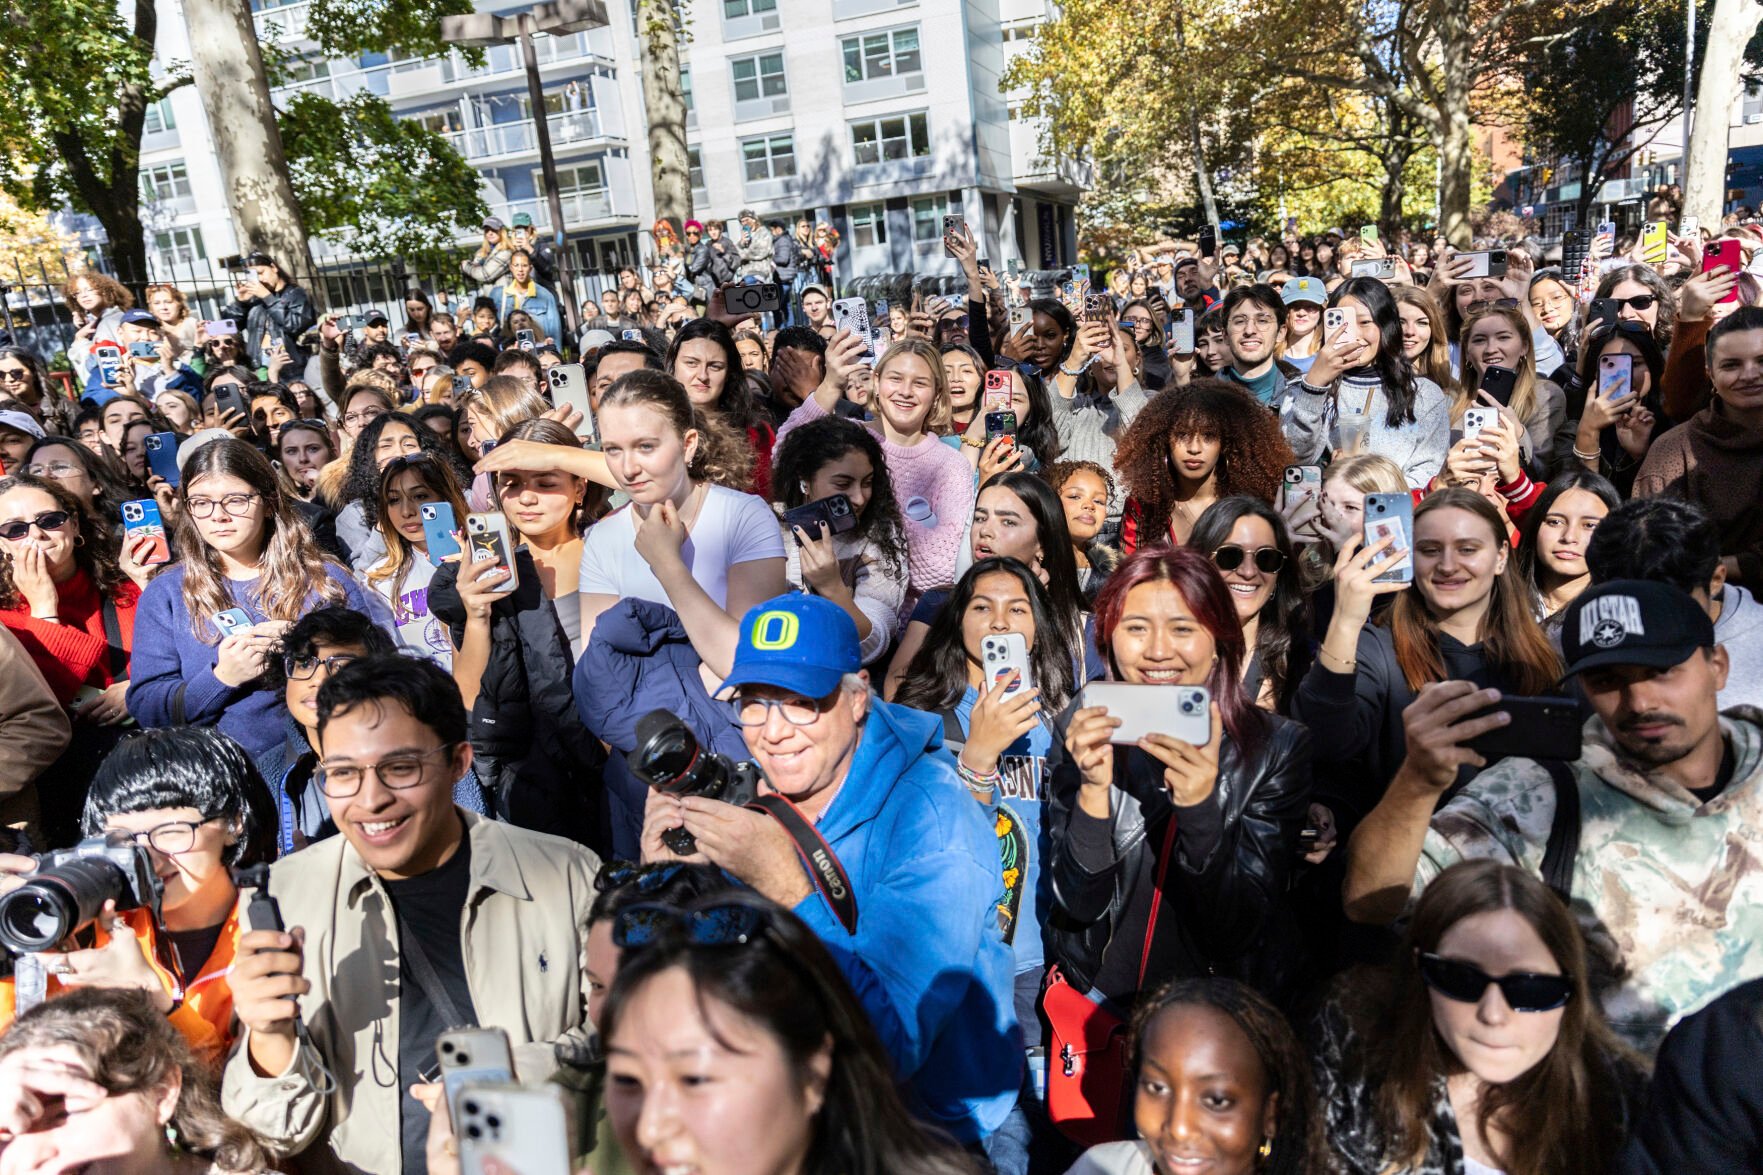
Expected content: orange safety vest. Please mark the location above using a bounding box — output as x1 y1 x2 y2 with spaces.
0 906 240 1066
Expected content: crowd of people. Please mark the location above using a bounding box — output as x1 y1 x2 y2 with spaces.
0 208 1760 1175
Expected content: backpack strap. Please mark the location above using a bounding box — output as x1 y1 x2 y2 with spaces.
1540 759 1581 902
939 708 966 756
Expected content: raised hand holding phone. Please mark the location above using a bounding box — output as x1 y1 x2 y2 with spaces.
1138 702 1224 807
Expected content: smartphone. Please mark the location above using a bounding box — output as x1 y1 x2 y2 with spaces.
1463 695 1584 762
1597 353 1635 406
1078 682 1211 746
874 298 890 323
466 512 519 591
942 215 964 258
1462 407 1497 442
1072 262 1091 285
1596 220 1617 243
1704 240 1744 302
95 348 124 389
1324 307 1348 337
1198 225 1217 259
1082 292 1109 322
120 499 171 566
204 318 238 337
1458 250 1508 279
1363 492 1414 585
544 363 595 440
437 1027 516 1127
1350 258 1395 278
619 329 644 343
983 370 1013 413
981 632 1032 697
515 329 536 350
1006 258 1021 279
1680 215 1700 239
420 502 461 565
214 608 252 636
1561 229 1591 278
721 282 783 315
452 374 473 396
1279 465 1321 537
1360 224 1379 244
783 493 857 544
984 410 1017 446
401 332 423 353
143 432 181 486
1168 308 1195 353
1640 220 1669 266
456 1083 572 1175
1590 297 1620 329
210 382 249 422
127 340 159 360
1478 365 1518 408
1008 305 1030 329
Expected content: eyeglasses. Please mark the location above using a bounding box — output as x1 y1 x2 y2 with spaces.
185 493 260 519
1468 298 1521 313
0 367 29 382
612 900 768 949
733 692 834 728
1212 544 1286 574
283 652 359 681
315 743 457 798
1608 293 1659 312
0 511 71 541
343 408 388 427
1120 315 1153 327
115 818 215 855
1416 952 1574 1012
23 462 80 481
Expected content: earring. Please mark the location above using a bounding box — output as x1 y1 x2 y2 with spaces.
1258 1139 1272 1160
73 534 85 548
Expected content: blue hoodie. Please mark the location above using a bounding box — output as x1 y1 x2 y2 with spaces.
791 698 1022 1142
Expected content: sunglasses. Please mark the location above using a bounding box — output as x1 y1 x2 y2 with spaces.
1416 952 1574 1012
1213 544 1286 574
1609 293 1658 311
1468 297 1521 313
0 367 30 382
612 900 768 949
0 511 71 541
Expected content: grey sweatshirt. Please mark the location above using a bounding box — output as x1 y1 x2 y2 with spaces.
1281 372 1452 489
1719 583 1763 711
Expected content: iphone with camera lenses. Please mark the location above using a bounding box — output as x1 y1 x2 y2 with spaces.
1462 407 1498 442
544 363 594 441
1198 226 1217 259
783 493 856 544
214 608 251 636
456 1083 571 1175
465 512 519 592
981 632 1033 697
120 499 171 566
1082 293 1109 322
1079 682 1210 746
143 432 181 487
983 370 1013 413
1597 353 1635 406
1279 465 1321 539
984 410 1017 446
420 502 460 565
1478 365 1518 408
1640 221 1669 267
942 215 964 257
436 1028 515 1128
1363 492 1414 585
1168 308 1195 353
1704 240 1743 302
1324 307 1348 338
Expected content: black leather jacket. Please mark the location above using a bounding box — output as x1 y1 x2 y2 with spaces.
1046 708 1312 1002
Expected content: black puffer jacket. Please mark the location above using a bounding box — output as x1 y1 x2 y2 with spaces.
1046 706 1312 1005
429 547 605 850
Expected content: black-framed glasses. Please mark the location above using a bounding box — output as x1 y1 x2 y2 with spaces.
733 692 834 728
1416 952 1574 1012
612 900 768 949
185 493 260 519
283 652 359 681
314 743 457 798
1609 293 1659 311
1213 544 1286 574
0 367 30 382
113 817 216 855
0 511 71 541
1468 298 1521 314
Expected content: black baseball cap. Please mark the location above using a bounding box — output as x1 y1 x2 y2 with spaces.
364 310 390 327
1560 580 1715 679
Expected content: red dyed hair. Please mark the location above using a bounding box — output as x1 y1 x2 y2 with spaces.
1091 543 1266 753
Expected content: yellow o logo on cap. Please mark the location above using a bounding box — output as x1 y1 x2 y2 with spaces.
751 610 799 650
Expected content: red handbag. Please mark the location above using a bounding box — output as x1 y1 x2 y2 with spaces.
1042 816 1178 1147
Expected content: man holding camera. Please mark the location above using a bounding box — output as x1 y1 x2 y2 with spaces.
641 594 1021 1148
1344 580 1763 1052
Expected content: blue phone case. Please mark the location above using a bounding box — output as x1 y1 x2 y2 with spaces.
420 502 461 564
144 432 181 486
215 608 251 636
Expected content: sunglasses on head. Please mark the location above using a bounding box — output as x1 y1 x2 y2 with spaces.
1416 951 1574 1012
612 900 769 949
0 511 71 541
1213 544 1286 574
1468 297 1521 313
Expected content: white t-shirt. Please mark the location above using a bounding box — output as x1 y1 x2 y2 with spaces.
364 554 454 669
578 484 785 611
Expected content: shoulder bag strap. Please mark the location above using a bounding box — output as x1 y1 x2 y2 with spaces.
1137 814 1181 989
99 595 126 679
399 918 472 1029
1540 759 1581 903
748 793 859 935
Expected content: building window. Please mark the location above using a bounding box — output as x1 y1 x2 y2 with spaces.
139 162 192 203
143 98 176 135
723 0 776 17
850 111 929 166
850 203 887 248
741 133 795 182
688 146 705 190
283 53 332 84
537 162 606 195
910 195 950 243
153 227 206 268
731 53 787 103
681 67 694 114
842 27 921 83
413 108 464 134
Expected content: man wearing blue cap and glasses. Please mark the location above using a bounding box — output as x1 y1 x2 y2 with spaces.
641 593 1023 1151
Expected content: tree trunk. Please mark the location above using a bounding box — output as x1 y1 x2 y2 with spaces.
636 0 691 251
1188 110 1221 233
1437 99 1475 247
183 0 314 276
1684 0 1763 228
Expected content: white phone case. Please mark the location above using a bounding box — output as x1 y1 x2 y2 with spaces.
981 633 1033 697
437 1027 515 1127
1462 407 1496 441
456 1083 572 1175
1078 683 1210 746
545 362 596 441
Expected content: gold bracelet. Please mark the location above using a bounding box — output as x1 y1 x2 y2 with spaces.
1319 647 1357 673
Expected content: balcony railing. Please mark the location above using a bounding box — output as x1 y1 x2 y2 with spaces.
443 110 606 160
480 190 626 233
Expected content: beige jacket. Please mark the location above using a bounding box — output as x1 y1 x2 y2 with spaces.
0 625 71 843
220 811 601 1175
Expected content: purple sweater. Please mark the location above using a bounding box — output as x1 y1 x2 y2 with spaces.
776 397 974 593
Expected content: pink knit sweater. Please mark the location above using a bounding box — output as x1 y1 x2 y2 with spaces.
775 398 974 593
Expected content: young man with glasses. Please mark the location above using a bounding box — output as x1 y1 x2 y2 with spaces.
1217 284 1299 406
224 654 598 1175
641 593 1021 1151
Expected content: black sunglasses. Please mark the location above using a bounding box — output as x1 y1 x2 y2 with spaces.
1213 544 1286 574
0 511 71 541
1468 297 1521 314
1416 952 1574 1012
1609 293 1658 311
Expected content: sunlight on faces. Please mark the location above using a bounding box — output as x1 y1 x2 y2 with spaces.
373 420 423 469
1534 489 1609 581
24 444 97 504
1428 909 1566 1087
498 466 584 540
384 468 440 545
804 449 874 517
674 338 729 408
1397 301 1432 361
1196 327 1232 373
278 426 332 491
0 485 77 575
1226 302 1278 366
119 421 152 480
1111 579 1216 685
1711 324 1763 414
103 806 233 920
1452 278 1505 315
185 472 266 563
318 698 466 881
592 352 652 412
961 570 1037 665
1465 315 1524 373
1168 430 1222 486
1026 312 1068 370
1609 279 1661 330
101 398 145 449
0 1044 181 1175
598 402 697 506
1058 469 1109 545
1529 278 1576 333
942 350 981 414
1134 1004 1278 1175
1333 296 1380 358
740 680 867 806
1214 514 1279 623
734 336 766 371
872 351 939 436
1579 648 1728 769
971 484 1042 566
1412 506 1506 618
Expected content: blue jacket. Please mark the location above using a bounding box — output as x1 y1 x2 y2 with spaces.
495 281 562 346
127 562 383 770
795 699 1022 1141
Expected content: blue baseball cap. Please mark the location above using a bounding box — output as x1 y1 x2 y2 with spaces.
720 595 861 700
1281 276 1326 306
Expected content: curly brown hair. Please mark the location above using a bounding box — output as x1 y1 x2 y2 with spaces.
61 271 135 316
1112 379 1294 541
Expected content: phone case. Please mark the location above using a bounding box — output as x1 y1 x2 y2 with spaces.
466 512 519 591
544 363 595 440
1279 466 1321 539
438 1027 516 1127
1705 242 1744 302
1464 696 1584 761
120 499 171 565
1641 222 1669 266
942 215 963 257
983 370 1012 413
96 351 124 389
1083 293 1109 322
1479 365 1518 407
1597 354 1634 404
515 330 536 349
783 494 857 543
1361 225 1378 242
212 384 248 421
1364 492 1414 585
214 608 251 636
1324 308 1348 336
144 432 181 487
1168 309 1195 353
420 502 461 565
1462 408 1497 441
1080 683 1210 746
981 632 1033 696
985 410 1018 444
456 1084 572 1175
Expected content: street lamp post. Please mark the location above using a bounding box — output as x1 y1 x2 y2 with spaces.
441 0 609 342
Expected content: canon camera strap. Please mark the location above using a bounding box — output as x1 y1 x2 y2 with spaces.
746 794 859 935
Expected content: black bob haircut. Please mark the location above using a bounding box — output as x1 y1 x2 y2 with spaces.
1586 497 1722 597
265 605 398 692
316 654 468 749
82 728 277 868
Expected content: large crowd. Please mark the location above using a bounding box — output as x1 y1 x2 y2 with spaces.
0 203 1759 1175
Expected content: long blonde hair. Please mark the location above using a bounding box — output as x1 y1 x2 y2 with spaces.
176 439 347 642
458 376 550 445
1454 306 1540 425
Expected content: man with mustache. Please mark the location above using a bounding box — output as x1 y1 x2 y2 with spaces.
1343 579 1763 1052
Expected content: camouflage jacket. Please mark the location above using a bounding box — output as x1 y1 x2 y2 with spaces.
1414 706 1763 1052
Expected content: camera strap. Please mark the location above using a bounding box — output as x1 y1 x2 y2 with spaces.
747 794 858 935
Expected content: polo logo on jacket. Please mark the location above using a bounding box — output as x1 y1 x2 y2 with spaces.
1581 594 1645 648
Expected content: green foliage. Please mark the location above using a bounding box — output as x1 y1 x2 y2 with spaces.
305 0 483 66
278 91 487 261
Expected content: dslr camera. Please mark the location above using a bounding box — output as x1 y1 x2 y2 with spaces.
0 833 162 956
627 712 762 855
722 280 783 316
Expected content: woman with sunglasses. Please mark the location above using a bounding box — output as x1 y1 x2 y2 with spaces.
1594 264 1677 351
1187 497 1312 715
129 439 379 771
0 345 65 427
1314 860 1644 1175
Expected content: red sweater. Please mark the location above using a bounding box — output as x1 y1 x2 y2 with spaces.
0 568 140 704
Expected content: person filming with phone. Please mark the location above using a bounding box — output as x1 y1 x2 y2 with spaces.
1343 578 1763 1051
220 252 316 374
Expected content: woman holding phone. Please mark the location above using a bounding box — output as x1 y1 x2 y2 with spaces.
1047 544 1312 1003
362 453 469 667
956 366 1060 480
128 439 378 769
487 417 603 661
1568 321 1666 496
1454 305 1568 477
333 412 466 572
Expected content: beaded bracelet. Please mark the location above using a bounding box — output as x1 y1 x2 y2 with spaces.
955 759 1001 796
